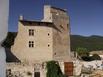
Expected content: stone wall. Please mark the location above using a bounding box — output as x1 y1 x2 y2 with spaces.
11 22 53 63
6 63 46 77
43 5 71 62
9 5 71 77
6 62 65 77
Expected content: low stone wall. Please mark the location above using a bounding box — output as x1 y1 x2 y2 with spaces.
6 63 34 77
6 62 66 77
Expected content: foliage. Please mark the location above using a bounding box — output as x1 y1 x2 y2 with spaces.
46 61 65 77
91 54 101 60
76 47 101 61
76 47 89 57
71 35 103 51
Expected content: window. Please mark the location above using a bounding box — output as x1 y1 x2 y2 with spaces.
48 44 50 47
29 41 34 48
48 33 50 36
29 29 34 36
67 24 69 28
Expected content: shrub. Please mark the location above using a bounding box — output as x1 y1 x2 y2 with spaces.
91 54 101 60
76 47 89 57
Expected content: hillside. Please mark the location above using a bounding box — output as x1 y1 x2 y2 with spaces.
71 35 103 51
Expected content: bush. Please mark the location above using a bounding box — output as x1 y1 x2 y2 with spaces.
91 54 101 60
76 47 89 57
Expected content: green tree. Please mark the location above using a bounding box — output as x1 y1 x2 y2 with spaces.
76 47 89 58
46 61 65 77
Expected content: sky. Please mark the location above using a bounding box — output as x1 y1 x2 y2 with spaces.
9 0 103 36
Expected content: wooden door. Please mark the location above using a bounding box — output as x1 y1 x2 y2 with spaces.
64 62 73 76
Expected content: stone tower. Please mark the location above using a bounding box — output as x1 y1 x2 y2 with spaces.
43 5 71 62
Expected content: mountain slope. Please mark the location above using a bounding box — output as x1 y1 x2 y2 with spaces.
71 35 103 51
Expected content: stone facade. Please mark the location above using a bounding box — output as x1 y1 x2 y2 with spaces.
7 5 71 77
7 63 46 77
11 21 54 63
46 6 70 62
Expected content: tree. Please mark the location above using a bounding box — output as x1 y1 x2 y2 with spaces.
46 61 65 77
76 47 89 58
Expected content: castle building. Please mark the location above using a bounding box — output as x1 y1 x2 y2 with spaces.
7 5 72 77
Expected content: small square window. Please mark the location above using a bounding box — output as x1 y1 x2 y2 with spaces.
29 29 34 36
48 33 50 36
48 44 50 47
29 41 34 48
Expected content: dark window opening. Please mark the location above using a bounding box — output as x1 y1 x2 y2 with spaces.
48 44 50 47
34 72 40 77
67 24 69 28
29 29 34 36
54 53 56 55
29 41 34 48
48 33 50 36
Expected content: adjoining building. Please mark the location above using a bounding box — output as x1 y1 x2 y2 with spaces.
7 5 72 77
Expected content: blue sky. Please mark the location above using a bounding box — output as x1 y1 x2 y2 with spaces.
9 0 103 36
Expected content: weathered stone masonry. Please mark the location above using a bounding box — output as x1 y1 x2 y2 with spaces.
7 5 71 77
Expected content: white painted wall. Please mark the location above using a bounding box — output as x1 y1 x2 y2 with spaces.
0 0 9 77
73 60 82 76
82 60 102 69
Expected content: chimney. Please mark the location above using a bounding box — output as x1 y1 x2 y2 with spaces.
19 15 23 20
